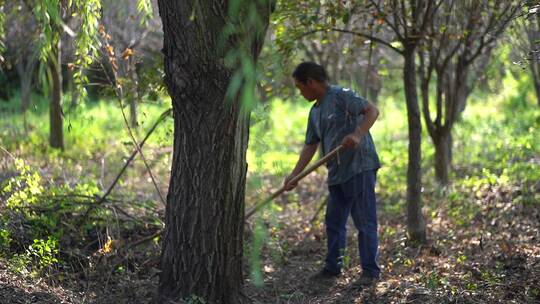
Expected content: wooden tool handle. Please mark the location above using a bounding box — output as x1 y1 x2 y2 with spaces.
245 145 344 219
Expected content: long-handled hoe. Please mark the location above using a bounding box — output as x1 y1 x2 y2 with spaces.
245 145 344 219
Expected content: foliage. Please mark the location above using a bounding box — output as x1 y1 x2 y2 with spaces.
71 0 102 99
32 0 102 98
33 0 62 63
136 0 153 26
222 0 275 112
26 237 59 271
0 228 10 254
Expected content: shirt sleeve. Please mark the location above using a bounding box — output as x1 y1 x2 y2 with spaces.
338 88 369 116
305 109 320 145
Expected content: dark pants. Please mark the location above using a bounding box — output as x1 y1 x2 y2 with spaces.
324 170 380 277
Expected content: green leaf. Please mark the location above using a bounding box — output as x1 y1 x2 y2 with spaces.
342 11 350 24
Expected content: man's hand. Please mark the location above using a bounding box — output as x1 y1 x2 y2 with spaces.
341 133 362 149
283 174 298 191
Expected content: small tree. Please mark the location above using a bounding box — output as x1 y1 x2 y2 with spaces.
417 0 521 185
32 0 102 150
101 0 162 127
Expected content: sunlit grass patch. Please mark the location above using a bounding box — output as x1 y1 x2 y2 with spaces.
247 98 311 174
0 94 173 160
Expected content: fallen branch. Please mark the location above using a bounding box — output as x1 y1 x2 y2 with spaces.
116 97 167 207
82 108 172 220
124 230 163 249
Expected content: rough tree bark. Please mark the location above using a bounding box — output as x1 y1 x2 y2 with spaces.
156 1 272 303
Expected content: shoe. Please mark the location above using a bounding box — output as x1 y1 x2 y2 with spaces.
309 268 341 282
353 273 379 287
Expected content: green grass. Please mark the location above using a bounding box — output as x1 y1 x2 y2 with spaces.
1 71 538 226
247 99 312 175
0 93 173 161
245 72 539 217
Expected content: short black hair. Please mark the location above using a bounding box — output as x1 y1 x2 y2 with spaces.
292 61 328 84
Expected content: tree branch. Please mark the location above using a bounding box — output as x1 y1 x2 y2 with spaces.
298 28 403 55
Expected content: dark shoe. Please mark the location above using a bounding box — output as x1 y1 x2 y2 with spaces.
309 268 341 282
353 274 379 287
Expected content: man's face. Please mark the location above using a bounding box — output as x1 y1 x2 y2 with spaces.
294 79 317 101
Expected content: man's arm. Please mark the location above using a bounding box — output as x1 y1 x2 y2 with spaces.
341 102 379 149
283 143 319 191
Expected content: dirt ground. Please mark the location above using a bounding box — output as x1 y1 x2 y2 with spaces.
0 173 539 304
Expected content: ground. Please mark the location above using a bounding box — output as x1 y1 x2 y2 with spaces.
0 170 538 304
0 89 538 303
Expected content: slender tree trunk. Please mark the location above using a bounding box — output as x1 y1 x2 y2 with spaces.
403 48 427 244
16 58 36 133
16 62 33 113
433 129 451 185
530 16 540 107
530 62 540 107
128 63 139 127
50 38 64 150
21 76 31 134
363 33 374 100
68 67 79 110
156 1 272 302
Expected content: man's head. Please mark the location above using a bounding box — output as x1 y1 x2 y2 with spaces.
292 62 329 102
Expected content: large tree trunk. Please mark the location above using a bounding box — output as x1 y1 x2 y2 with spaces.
157 1 272 303
403 48 427 244
50 38 64 150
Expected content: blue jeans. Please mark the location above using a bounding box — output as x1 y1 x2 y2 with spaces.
324 170 380 277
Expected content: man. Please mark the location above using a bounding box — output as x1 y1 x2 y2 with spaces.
284 62 381 286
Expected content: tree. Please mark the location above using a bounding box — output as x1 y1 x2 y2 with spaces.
511 7 540 106
156 0 274 302
265 0 389 101
524 16 540 106
371 0 439 243
270 0 436 243
4 2 39 131
32 0 102 150
101 0 162 127
33 1 64 149
418 1 521 185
